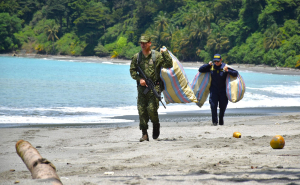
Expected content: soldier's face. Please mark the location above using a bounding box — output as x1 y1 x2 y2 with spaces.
140 42 151 50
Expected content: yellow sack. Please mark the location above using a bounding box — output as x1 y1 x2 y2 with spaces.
226 66 246 103
160 48 197 104
190 72 211 107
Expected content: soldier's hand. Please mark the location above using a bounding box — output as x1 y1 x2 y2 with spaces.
160 47 167 53
140 78 147 87
209 61 213 66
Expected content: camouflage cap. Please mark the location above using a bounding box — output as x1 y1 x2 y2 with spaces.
139 35 151 43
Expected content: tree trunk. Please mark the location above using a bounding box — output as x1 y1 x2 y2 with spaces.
15 140 62 185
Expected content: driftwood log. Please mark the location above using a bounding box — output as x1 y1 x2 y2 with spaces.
15 140 62 185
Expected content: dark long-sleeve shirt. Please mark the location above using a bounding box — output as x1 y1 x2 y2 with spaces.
199 63 238 93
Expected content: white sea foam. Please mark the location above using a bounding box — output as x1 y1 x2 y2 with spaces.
184 67 198 70
0 106 138 124
247 85 300 96
1 92 300 124
102 62 114 64
0 115 134 124
116 63 130 65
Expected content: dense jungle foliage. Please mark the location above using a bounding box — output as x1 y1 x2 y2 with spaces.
1 0 300 68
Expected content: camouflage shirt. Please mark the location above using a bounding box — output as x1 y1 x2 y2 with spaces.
130 50 173 83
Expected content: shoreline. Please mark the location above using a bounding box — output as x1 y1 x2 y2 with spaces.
2 53 300 76
1 106 299 128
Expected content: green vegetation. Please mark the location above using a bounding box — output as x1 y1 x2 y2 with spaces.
1 0 300 68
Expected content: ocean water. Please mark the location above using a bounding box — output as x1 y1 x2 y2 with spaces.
1 56 300 124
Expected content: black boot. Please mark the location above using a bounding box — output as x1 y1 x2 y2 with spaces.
152 123 160 139
219 117 224 125
140 129 149 142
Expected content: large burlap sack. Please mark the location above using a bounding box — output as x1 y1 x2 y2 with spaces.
226 67 246 103
190 72 211 107
160 48 197 104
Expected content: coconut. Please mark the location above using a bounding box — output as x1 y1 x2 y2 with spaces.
233 132 241 138
270 135 285 149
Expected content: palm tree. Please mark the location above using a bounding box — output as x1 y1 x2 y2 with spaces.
199 7 214 31
145 25 161 50
147 13 172 50
263 24 282 50
189 21 207 41
154 11 169 33
183 9 199 28
170 29 185 57
44 21 59 54
161 25 175 49
188 20 209 59
161 25 174 42
179 29 194 60
206 33 230 53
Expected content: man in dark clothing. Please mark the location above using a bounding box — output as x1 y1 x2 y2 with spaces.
199 54 238 126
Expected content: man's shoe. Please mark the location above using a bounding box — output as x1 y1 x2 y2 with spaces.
153 123 160 139
140 133 149 142
212 123 217 126
219 118 224 125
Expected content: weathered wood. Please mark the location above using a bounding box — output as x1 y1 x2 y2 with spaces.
15 140 62 185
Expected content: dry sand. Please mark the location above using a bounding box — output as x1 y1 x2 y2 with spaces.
1 112 300 185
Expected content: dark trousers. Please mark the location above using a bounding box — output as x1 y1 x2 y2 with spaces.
209 91 228 125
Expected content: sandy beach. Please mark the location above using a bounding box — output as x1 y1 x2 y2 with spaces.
1 108 300 185
1 54 300 184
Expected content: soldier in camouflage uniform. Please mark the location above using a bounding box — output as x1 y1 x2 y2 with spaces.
130 35 173 142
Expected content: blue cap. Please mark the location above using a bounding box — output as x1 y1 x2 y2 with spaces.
212 54 222 61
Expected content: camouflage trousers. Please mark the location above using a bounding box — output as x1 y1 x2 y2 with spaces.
137 85 160 130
